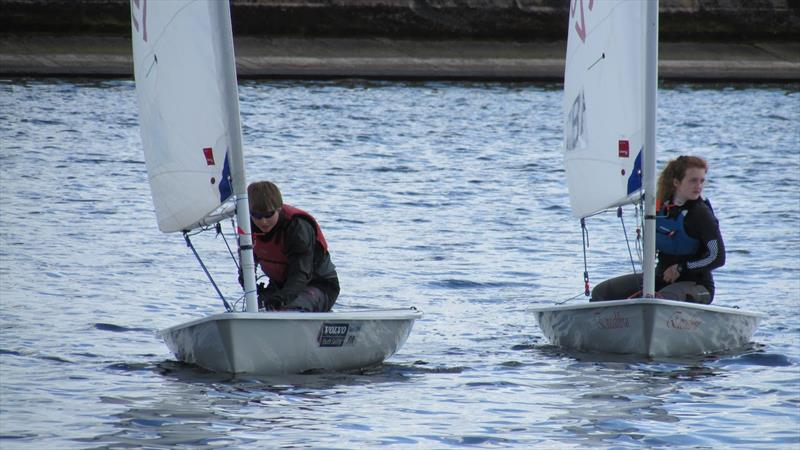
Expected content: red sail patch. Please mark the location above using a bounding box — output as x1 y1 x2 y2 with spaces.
203 147 215 165
618 140 630 158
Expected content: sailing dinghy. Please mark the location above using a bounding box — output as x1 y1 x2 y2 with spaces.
532 0 763 358
130 0 421 374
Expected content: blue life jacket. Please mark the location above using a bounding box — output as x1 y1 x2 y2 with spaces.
656 206 700 256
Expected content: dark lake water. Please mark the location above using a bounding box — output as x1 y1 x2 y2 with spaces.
1 78 798 449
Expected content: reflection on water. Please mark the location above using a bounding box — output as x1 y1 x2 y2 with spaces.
0 79 798 448
86 361 466 448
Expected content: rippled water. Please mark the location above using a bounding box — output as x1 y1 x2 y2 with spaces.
1 78 798 449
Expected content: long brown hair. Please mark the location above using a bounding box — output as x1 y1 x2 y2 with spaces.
656 156 708 204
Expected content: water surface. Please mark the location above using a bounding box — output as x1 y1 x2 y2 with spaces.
1 79 798 448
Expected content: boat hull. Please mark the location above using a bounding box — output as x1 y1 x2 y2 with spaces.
532 299 763 358
160 308 422 375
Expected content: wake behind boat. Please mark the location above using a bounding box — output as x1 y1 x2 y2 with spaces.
130 0 420 375
533 0 762 358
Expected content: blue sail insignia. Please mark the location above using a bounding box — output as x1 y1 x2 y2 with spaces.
627 148 643 195
219 150 232 202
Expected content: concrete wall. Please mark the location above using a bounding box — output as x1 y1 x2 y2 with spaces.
1 0 799 41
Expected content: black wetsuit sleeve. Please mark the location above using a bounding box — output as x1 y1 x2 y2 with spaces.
269 219 316 305
685 203 725 273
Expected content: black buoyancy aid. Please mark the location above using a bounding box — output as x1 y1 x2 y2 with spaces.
253 204 328 284
656 201 704 256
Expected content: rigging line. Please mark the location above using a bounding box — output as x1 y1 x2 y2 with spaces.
635 200 644 262
231 293 246 312
580 218 590 297
184 224 216 237
618 206 638 274
183 232 233 312
584 209 610 219
217 221 239 271
556 291 588 305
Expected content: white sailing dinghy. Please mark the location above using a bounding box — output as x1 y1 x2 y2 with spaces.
130 0 421 374
532 0 762 358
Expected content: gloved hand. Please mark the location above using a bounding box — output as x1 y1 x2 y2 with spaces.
256 282 283 310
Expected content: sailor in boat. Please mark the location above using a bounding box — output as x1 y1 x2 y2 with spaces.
246 181 340 312
591 156 726 304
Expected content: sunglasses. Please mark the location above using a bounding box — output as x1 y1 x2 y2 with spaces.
251 210 276 220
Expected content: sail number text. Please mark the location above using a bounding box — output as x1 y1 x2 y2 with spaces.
571 0 595 43
131 0 148 42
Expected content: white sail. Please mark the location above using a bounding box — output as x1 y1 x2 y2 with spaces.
563 0 647 219
131 0 236 233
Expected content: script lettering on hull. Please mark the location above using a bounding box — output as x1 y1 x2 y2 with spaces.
594 311 631 330
666 311 702 331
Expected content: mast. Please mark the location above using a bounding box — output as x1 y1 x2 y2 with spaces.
642 0 659 297
211 0 258 312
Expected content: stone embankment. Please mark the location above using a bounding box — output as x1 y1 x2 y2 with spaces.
1 0 798 80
